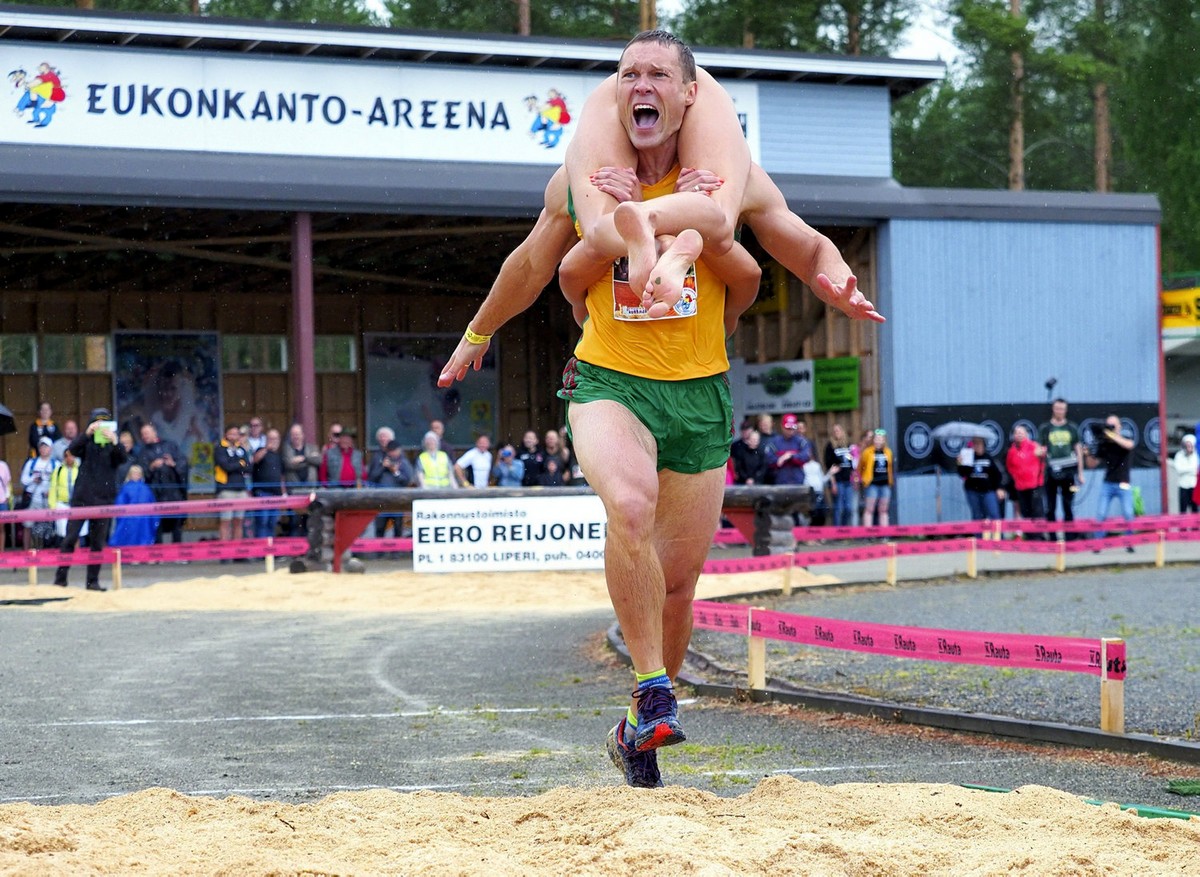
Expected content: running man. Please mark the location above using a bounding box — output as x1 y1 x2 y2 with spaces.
439 31 872 789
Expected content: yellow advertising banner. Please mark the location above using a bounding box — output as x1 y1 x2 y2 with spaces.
1162 287 1200 328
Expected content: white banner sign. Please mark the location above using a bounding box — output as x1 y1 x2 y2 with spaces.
412 495 607 573
740 359 815 414
1 42 760 164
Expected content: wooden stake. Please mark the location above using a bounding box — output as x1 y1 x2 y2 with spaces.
28 554 37 587
781 552 794 596
747 633 766 691
112 549 122 591
1100 637 1125 735
1155 530 1165 568
885 542 897 586
1055 537 1066 573
265 538 275 574
967 537 977 579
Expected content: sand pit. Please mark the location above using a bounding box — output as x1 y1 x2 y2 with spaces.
18 564 837 615
5 566 1199 874
2 778 1197 875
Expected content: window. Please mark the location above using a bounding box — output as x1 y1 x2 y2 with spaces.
222 335 287 372
315 335 356 373
0 335 36 372
42 335 110 373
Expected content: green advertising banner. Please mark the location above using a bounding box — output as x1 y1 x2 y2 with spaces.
738 356 860 415
812 357 860 412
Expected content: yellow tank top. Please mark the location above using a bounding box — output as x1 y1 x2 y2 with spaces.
572 165 728 381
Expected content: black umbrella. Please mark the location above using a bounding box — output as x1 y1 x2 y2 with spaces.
0 403 15 437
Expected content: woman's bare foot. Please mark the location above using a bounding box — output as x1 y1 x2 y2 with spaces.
613 201 658 298
642 229 703 318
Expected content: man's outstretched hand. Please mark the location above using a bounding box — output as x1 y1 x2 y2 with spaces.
438 335 490 387
815 274 886 323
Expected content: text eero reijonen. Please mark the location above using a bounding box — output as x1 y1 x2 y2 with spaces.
417 522 607 544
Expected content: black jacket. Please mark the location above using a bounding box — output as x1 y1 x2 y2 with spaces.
139 439 189 502
68 432 127 506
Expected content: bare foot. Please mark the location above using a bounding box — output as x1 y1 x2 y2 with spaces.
613 201 658 297
643 229 702 318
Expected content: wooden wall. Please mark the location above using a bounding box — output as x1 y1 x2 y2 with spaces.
729 227 880 451
0 284 576 471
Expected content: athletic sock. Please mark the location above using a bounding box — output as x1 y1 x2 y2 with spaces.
635 668 670 690
623 707 638 747
627 668 670 745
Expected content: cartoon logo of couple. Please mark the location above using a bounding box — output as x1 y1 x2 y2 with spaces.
8 62 66 128
524 88 571 148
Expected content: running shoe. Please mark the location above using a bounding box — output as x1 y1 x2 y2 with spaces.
606 718 662 788
632 684 686 751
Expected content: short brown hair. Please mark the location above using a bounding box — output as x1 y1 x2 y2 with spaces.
622 29 696 83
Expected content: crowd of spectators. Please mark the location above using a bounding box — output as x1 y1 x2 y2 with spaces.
1 403 595 551
728 413 894 528
5 399 1197 554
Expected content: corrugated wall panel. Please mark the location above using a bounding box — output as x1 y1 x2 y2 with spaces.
897 468 1162 525
758 83 892 178
882 219 1159 406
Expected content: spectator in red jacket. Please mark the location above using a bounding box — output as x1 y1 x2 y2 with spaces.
1005 425 1046 522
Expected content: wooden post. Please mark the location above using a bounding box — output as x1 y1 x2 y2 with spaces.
747 633 766 691
1155 530 1165 568
885 542 897 586
1100 637 1125 734
967 537 977 579
781 552 794 596
112 549 122 591
265 538 275 574
28 551 37 586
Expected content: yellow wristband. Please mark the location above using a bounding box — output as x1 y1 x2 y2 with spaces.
464 326 492 345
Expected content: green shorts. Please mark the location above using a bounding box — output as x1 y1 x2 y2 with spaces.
558 357 733 474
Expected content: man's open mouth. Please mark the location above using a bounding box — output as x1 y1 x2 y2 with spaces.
633 103 660 130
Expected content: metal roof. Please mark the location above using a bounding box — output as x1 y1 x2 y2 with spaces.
0 4 943 96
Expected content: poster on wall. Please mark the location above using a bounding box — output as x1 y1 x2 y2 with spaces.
112 332 222 493
364 333 497 450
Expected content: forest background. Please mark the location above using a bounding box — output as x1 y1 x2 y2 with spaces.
23 0 1199 278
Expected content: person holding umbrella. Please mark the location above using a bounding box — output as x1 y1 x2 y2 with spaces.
957 435 1005 522
53 407 127 591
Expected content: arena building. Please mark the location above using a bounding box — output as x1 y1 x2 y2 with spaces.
0 6 1162 521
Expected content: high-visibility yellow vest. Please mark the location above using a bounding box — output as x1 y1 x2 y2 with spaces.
418 451 452 487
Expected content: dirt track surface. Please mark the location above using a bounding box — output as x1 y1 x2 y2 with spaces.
2 563 1199 874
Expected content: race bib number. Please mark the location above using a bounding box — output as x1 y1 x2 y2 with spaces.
610 256 698 322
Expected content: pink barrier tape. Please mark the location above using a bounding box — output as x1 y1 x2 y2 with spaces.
692 602 752 634
1001 514 1200 535
347 537 415 553
791 543 896 565
0 537 312 569
788 514 1200 543
693 599 1123 679
702 554 793 575
795 521 986 541
892 538 977 557
700 542 898 575
0 494 311 525
713 528 749 544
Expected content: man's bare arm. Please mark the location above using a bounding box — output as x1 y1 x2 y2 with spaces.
438 169 577 387
741 164 884 323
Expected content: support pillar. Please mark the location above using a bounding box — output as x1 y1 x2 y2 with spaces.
291 212 318 442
